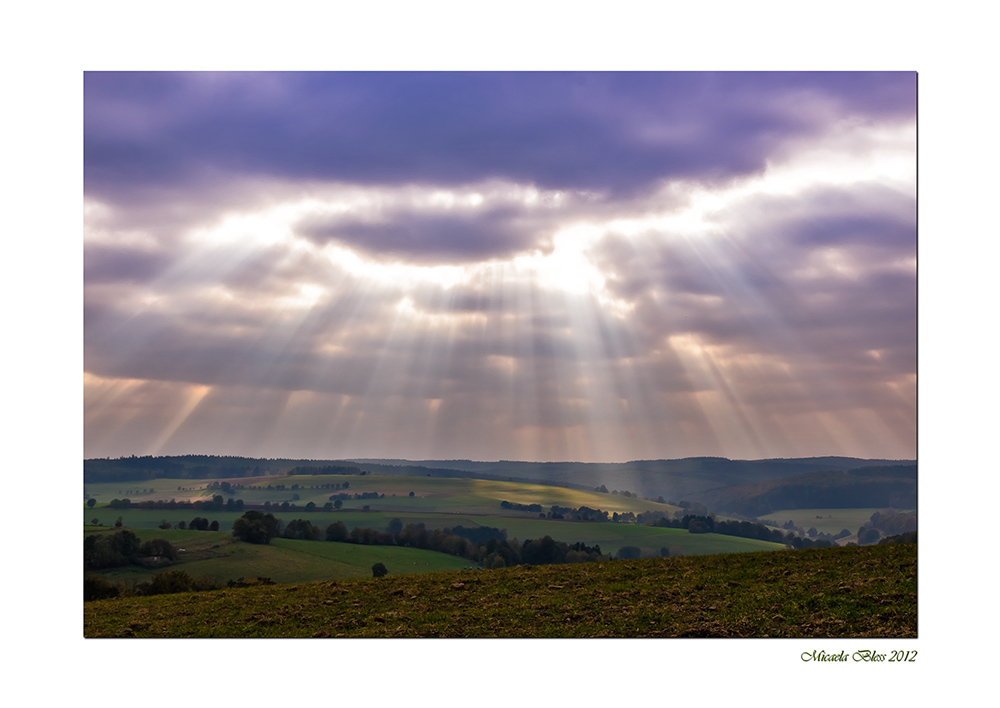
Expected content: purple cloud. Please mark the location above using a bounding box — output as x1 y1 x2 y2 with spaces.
86 72 915 202
84 72 917 462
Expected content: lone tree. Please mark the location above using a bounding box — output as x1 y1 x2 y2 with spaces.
371 562 388 578
232 511 280 544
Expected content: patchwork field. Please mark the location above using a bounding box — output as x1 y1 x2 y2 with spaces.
84 471 785 576
84 474 682 516
83 465 917 640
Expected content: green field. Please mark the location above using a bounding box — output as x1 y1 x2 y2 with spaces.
469 515 783 556
86 504 784 561
86 527 470 585
766 508 914 536
84 474 681 516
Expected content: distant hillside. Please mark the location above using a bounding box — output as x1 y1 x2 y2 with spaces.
347 456 914 503
83 455 375 483
85 454 915 516
83 455 916 511
695 464 917 516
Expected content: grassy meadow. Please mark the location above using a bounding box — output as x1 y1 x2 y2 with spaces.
86 526 471 585
766 508 914 536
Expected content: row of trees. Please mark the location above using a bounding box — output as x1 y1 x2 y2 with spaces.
229 511 607 568
501 501 623 523
502 502 716 526
328 491 381 501
645 514 838 549
97 495 244 512
287 465 366 476
84 454 282 483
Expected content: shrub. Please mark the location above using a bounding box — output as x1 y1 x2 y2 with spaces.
141 570 219 596
84 574 121 601
140 538 179 561
227 577 275 588
616 545 642 560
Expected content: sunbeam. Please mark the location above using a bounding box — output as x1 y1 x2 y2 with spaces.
149 383 212 455
85 72 915 462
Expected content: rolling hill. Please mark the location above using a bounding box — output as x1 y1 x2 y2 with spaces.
85 454 916 514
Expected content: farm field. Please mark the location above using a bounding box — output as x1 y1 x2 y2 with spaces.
84 542 918 638
470 515 783 556
84 474 683 517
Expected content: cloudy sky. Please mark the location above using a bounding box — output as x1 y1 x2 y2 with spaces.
83 71 916 463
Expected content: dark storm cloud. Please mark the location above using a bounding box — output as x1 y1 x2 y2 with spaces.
730 184 916 251
297 204 553 263
85 72 915 204
84 243 173 283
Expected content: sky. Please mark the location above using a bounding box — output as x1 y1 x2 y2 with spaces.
83 71 917 463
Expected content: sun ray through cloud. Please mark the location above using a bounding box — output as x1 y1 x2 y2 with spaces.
84 71 916 463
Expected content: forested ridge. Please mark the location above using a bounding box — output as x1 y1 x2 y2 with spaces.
695 465 916 516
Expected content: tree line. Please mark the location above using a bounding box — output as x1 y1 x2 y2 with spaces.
856 510 917 545
102 495 245 512
231 511 606 569
286 464 366 476
645 514 838 549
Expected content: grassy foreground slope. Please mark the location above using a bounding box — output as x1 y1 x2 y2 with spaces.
85 543 915 638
